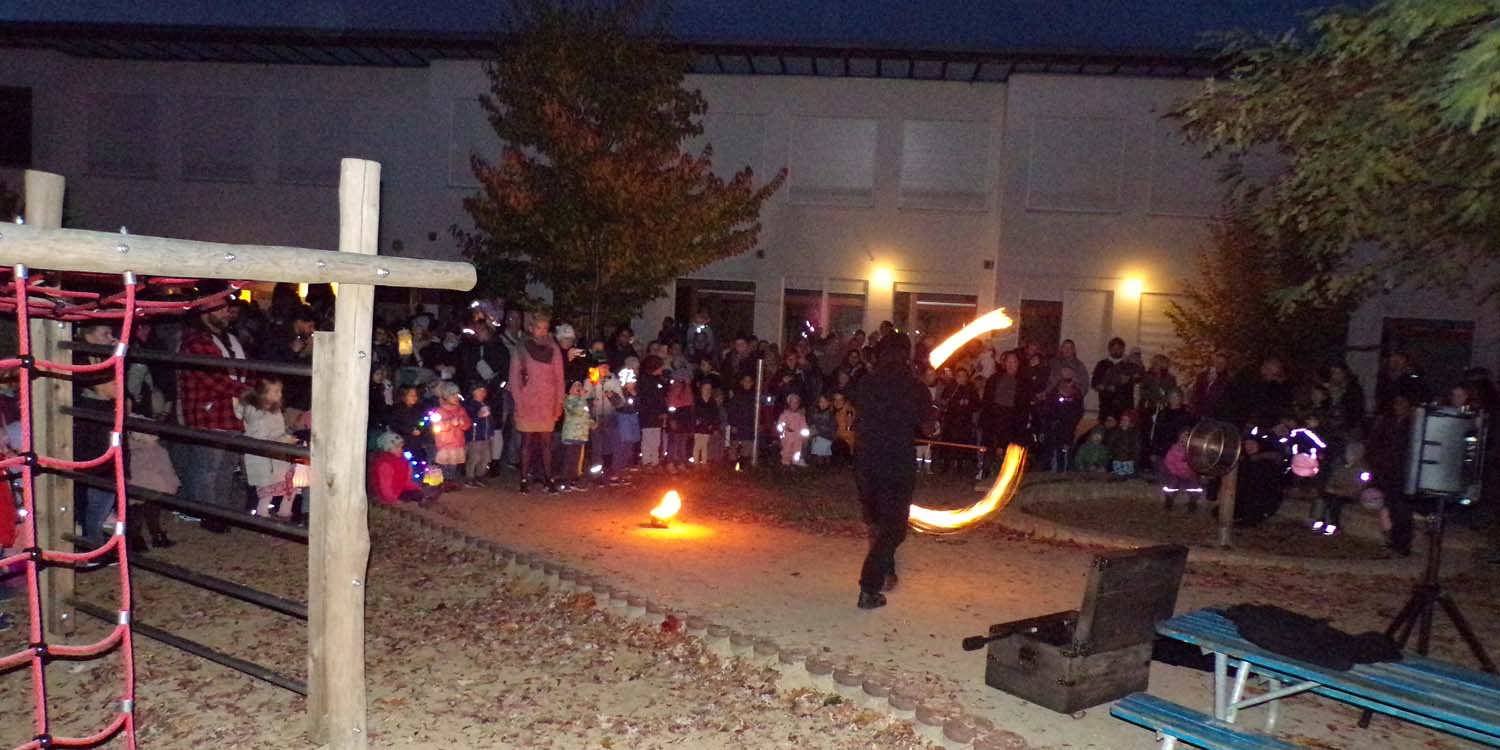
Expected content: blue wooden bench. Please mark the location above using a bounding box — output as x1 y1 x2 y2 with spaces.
1112 692 1302 749
1157 609 1500 748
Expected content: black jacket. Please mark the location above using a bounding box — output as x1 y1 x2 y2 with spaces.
636 372 669 427
850 361 929 477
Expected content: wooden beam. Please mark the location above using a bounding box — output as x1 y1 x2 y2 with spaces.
307 159 377 750
0 222 475 291
23 170 76 641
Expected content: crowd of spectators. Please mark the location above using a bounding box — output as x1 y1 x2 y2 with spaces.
5 282 1499 574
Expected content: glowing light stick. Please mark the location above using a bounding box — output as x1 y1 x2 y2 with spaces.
909 307 1024 534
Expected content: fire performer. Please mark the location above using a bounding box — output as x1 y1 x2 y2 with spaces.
851 332 930 610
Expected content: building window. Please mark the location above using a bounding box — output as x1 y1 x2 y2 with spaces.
783 288 822 345
788 116 878 207
277 99 350 186
87 93 160 178
0 87 32 168
894 290 978 345
182 97 254 183
899 120 989 211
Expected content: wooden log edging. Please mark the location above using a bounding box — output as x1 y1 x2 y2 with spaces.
372 502 994 748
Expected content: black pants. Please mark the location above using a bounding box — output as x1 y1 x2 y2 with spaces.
857 470 914 593
518 431 555 481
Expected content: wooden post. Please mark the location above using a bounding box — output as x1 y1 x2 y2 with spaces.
23 170 76 640
307 159 378 749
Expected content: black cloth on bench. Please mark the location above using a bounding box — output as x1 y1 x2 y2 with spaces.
1222 604 1402 671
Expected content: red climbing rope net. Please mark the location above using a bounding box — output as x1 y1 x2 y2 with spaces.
0 265 235 750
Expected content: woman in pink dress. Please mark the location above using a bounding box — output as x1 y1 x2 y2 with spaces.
507 313 565 493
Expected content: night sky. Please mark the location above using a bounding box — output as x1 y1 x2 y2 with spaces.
3 1 1347 55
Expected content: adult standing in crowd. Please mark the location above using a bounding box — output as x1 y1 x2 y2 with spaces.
1189 351 1232 418
1375 351 1430 413
175 296 249 533
685 311 717 364
851 332 930 610
981 351 1031 476
266 307 316 429
1047 339 1090 414
1092 337 1141 420
507 312 565 493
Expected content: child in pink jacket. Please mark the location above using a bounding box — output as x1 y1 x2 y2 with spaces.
1161 425 1203 511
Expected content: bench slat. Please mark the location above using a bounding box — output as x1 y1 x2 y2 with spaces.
1112 693 1301 750
1158 611 1500 743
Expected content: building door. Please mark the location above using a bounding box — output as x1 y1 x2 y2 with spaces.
1381 317 1474 396
1060 289 1112 412
1018 299 1063 356
675 279 756 340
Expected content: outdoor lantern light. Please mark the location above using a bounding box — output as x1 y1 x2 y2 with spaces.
649 490 682 528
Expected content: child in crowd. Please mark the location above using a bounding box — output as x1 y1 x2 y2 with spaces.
808 394 836 466
462 383 493 488
386 386 429 461
1160 426 1204 510
690 381 721 468
832 391 857 463
429 381 472 491
1316 441 1370 535
915 368 941 473
1074 427 1110 473
560 380 591 489
368 432 440 506
587 359 625 484
617 379 641 473
1107 410 1142 478
725 374 758 465
1148 389 1194 474
777 393 809 467
237 378 299 520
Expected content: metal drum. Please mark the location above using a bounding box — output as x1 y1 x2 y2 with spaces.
1186 419 1242 477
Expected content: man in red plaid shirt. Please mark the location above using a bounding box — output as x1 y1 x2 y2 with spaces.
172 299 249 533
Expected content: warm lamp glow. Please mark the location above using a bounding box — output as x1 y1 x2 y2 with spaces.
1120 277 1144 298
871 265 894 288
237 289 253 303
297 282 309 302
397 328 414 357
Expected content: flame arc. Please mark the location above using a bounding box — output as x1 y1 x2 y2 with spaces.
909 307 1024 534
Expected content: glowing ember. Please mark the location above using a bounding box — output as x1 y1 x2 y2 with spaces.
649 490 682 527
909 307 1023 534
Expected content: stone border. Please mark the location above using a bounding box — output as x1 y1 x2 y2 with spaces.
1000 476 1482 575
374 503 1006 749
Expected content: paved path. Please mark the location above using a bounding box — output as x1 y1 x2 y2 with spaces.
412 475 1482 750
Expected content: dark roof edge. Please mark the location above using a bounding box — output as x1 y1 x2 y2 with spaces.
0 20 1221 68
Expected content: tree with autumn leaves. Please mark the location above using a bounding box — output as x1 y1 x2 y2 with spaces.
456 0 785 337
1168 0 1499 373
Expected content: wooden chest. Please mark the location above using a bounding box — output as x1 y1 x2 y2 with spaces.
982 544 1188 714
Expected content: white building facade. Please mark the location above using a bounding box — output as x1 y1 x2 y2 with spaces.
1 40 1495 397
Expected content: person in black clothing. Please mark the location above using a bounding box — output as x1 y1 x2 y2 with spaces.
981 351 1032 476
1374 352 1430 414
850 333 930 610
1221 357 1295 428
940 368 980 474
1092 338 1139 420
1366 394 1417 555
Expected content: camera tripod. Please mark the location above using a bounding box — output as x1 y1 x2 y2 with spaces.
1359 494 1496 728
